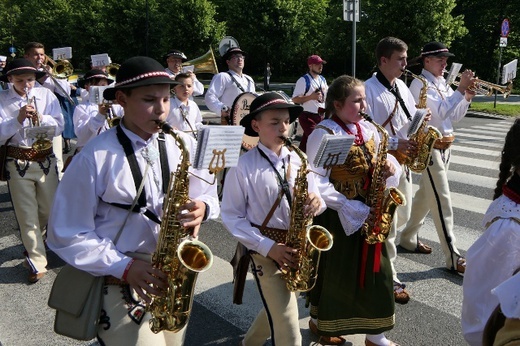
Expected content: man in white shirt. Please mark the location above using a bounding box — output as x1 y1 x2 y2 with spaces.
205 47 255 125
399 42 475 275
365 37 422 304
291 55 328 152
0 58 63 283
164 49 204 96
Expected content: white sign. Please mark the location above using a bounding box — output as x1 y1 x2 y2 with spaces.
502 59 517 84
343 0 359 22
52 47 72 61
89 86 112 104
500 37 508 48
91 53 110 67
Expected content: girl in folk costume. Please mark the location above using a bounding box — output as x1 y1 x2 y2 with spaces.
462 118 520 346
307 75 402 346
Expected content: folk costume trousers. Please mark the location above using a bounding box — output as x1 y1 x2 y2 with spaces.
244 253 301 346
386 164 413 283
400 148 462 269
97 284 186 345
7 157 58 274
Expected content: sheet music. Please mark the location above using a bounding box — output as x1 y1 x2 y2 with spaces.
194 125 244 170
313 134 354 168
88 86 111 104
407 109 428 137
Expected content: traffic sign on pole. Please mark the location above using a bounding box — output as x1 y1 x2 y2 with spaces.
501 18 510 37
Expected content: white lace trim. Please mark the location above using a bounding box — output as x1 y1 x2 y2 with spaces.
338 200 370 236
482 194 520 228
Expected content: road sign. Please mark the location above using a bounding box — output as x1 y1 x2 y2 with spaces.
500 37 508 48
343 0 359 22
501 18 510 37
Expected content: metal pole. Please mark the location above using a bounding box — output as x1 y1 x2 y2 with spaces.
494 46 502 108
145 0 149 56
352 11 356 77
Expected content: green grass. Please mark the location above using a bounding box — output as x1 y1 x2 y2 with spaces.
469 102 520 117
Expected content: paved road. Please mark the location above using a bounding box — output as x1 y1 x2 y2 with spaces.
0 114 515 345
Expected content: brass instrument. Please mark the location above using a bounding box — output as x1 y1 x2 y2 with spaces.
182 48 218 74
105 104 121 128
403 70 442 173
24 87 53 151
281 136 333 292
38 55 77 105
106 63 120 79
361 112 406 244
148 121 213 334
450 73 513 98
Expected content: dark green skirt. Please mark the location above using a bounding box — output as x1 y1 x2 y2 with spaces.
308 208 395 336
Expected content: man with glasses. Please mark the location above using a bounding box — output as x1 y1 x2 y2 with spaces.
205 47 255 125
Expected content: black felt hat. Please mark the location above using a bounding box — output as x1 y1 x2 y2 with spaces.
164 49 188 62
222 47 247 61
0 58 46 82
240 92 302 137
77 69 111 88
420 42 455 58
103 56 179 101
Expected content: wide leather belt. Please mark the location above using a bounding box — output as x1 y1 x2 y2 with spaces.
252 223 288 244
105 276 127 286
434 135 455 150
7 145 53 162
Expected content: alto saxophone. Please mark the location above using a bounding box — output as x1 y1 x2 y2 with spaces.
403 70 442 173
361 113 406 244
149 121 214 333
281 137 333 292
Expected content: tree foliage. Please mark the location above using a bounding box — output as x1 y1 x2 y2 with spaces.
0 0 517 90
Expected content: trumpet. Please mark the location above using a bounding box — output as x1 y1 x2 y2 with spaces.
448 71 513 98
24 87 53 151
106 63 120 79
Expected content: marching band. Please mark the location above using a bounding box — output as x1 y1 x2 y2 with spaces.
0 35 517 346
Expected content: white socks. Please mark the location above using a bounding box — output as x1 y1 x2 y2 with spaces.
366 333 391 346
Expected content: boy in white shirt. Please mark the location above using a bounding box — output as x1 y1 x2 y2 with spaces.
166 73 203 139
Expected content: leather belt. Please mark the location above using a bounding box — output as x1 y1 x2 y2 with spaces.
434 135 455 150
7 145 53 162
252 223 288 244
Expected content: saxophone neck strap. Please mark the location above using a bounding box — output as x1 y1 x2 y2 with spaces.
260 190 284 231
111 125 170 225
257 146 292 209
376 70 412 121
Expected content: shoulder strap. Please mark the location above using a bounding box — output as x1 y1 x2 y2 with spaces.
227 71 245 93
304 74 311 95
315 124 334 134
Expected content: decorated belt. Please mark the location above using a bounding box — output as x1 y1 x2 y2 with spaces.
7 145 53 162
252 223 288 244
105 275 127 286
434 135 455 150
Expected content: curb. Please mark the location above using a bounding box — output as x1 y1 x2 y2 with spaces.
466 111 511 120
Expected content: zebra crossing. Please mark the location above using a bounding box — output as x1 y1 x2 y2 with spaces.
0 116 514 346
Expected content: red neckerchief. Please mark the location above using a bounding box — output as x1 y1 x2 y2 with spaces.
332 115 364 145
503 173 520 204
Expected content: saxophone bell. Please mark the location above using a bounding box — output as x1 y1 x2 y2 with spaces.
177 237 213 273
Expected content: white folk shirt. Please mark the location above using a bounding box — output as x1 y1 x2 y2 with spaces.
204 70 255 115
221 142 325 257
0 86 64 146
46 124 220 279
165 68 205 97
73 101 124 148
461 194 520 346
492 272 520 319
409 69 471 137
292 73 328 113
307 118 402 236
365 73 417 141
40 76 71 99
167 97 203 135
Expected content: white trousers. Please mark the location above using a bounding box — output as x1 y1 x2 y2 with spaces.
7 157 58 273
400 148 461 269
244 253 301 346
386 164 413 283
97 284 186 345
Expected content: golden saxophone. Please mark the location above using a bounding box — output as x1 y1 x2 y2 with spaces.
281 136 333 292
361 112 406 244
148 121 213 333
403 70 441 173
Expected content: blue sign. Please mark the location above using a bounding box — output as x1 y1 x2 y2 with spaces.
8 46 16 53
501 18 510 37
